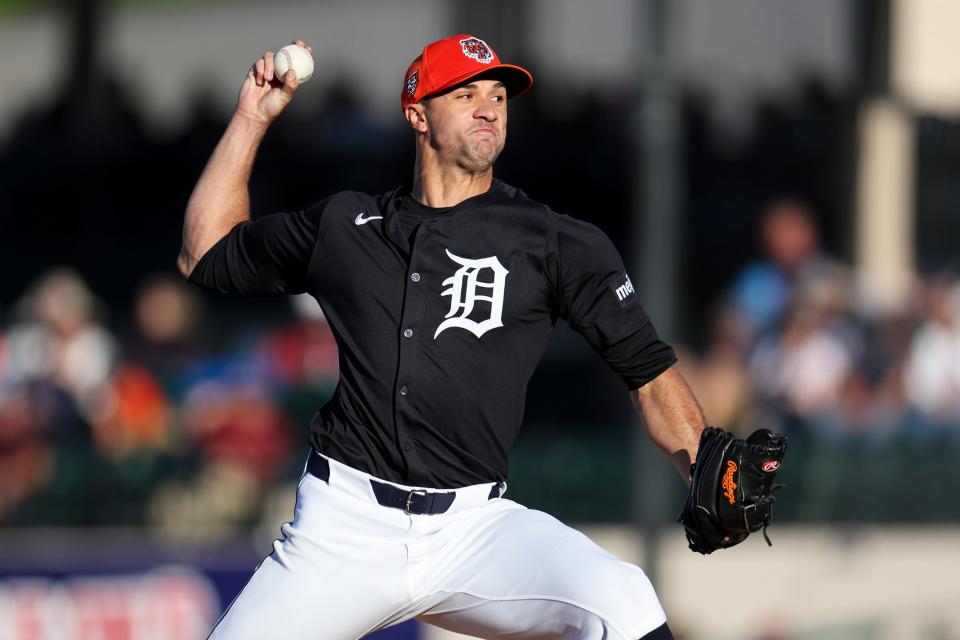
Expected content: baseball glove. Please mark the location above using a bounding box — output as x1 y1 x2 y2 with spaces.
679 427 788 554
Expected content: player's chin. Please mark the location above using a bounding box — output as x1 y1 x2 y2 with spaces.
462 140 503 171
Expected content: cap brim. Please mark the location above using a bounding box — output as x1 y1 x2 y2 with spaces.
427 64 534 101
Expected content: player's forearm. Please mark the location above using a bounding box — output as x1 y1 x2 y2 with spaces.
177 113 269 278
630 365 706 484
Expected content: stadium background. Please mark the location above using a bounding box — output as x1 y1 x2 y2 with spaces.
0 0 957 638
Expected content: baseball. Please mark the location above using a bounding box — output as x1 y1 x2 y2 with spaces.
274 44 314 83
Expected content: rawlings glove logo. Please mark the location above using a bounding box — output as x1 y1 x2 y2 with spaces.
721 460 737 504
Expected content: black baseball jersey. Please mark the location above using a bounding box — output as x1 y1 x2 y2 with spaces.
188 180 676 487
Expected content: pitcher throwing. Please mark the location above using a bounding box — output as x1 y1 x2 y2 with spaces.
180 33 745 640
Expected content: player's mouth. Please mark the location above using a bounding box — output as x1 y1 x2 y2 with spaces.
471 127 497 137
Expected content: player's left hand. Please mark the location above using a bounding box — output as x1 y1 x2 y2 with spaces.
678 427 788 554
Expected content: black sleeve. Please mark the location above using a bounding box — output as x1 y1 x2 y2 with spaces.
546 213 677 389
187 197 329 296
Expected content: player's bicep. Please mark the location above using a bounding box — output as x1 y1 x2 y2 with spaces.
551 216 643 344
550 215 676 387
188 199 326 296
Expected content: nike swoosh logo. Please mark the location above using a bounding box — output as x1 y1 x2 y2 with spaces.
355 212 383 225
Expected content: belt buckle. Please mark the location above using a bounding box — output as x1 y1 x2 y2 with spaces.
404 489 428 514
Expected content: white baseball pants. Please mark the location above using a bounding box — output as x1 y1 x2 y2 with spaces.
208 452 669 640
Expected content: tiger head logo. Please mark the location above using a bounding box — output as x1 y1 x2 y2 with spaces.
459 37 494 64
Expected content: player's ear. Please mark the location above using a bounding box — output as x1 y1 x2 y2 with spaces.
405 103 428 134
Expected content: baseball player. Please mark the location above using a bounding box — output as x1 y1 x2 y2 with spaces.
179 34 704 640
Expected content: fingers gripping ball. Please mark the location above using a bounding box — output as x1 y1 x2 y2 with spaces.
274 44 314 83
679 427 788 554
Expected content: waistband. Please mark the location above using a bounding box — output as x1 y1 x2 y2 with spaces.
306 450 506 516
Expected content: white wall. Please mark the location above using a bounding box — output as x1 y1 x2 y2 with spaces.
0 0 854 139
0 0 452 138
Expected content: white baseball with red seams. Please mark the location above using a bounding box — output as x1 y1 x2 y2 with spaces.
274 44 313 83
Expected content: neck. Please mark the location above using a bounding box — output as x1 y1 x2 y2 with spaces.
412 147 494 208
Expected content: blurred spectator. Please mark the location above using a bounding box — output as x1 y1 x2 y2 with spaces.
0 385 56 520
834 306 915 437
90 363 172 461
88 275 207 463
0 269 120 522
904 276 960 429
252 294 339 428
747 266 857 433
256 294 338 389
4 268 118 421
729 199 839 340
717 199 874 437
182 381 293 481
125 274 208 391
147 380 294 539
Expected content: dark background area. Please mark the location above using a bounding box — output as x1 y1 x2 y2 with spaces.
0 67 857 340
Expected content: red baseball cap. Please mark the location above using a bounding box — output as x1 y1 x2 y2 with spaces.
401 34 533 110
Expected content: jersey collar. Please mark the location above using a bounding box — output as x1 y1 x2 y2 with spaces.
380 179 514 256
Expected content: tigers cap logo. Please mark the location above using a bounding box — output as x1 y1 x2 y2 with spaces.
460 37 494 64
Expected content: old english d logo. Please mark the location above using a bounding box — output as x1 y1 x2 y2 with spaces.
434 249 509 339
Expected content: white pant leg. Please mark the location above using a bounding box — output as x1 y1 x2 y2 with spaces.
408 500 667 640
208 471 411 640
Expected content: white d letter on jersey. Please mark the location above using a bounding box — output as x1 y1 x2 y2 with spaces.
434 250 509 339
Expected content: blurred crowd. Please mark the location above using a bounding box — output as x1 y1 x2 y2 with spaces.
2 199 959 529
678 198 960 442
2 60 959 529
0 269 339 531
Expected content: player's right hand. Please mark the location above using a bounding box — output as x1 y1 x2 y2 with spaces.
236 39 312 125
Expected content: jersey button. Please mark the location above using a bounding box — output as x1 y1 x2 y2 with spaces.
399 385 409 396
403 442 411 452
410 272 421 282
403 328 413 338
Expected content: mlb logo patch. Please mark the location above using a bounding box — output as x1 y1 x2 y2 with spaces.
405 71 419 97
460 37 494 64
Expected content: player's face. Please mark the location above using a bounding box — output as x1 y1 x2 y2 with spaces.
422 79 508 172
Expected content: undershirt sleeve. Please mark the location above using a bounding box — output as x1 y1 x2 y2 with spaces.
187 197 329 296
546 213 677 389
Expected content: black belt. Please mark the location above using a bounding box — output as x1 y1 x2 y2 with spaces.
307 451 502 515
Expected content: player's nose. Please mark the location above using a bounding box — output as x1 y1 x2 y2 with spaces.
474 102 498 121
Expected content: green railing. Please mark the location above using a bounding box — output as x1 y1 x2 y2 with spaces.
4 426 959 528
507 428 960 524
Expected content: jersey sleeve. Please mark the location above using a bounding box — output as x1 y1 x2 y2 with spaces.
187 197 329 296
546 213 677 389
